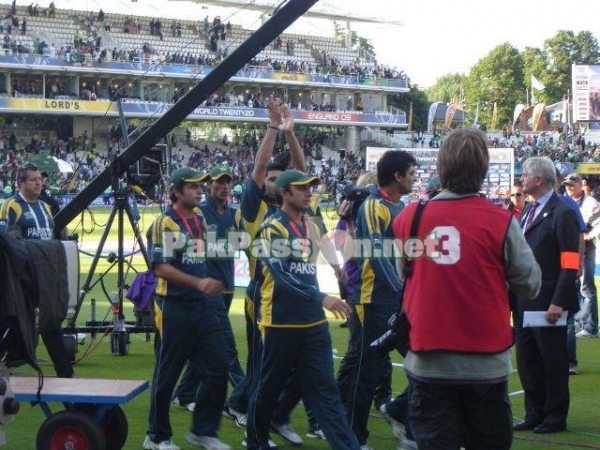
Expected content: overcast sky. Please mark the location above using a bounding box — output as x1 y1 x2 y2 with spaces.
6 0 600 88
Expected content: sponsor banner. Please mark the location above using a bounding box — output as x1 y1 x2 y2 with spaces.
59 194 107 208
122 104 406 125
572 65 600 123
272 72 310 82
0 97 406 126
444 103 459 128
233 251 340 293
298 110 361 122
365 147 514 202
0 97 118 114
0 55 409 90
532 103 546 131
234 254 251 288
513 103 525 128
575 163 600 175
427 102 439 132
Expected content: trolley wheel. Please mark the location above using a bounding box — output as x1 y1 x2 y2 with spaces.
63 334 77 362
36 410 106 450
111 332 130 356
117 332 130 356
101 406 128 450
73 404 128 449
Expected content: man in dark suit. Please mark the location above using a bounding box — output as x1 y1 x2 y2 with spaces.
514 157 580 434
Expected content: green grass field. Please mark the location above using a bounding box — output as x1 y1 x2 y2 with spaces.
4 206 600 449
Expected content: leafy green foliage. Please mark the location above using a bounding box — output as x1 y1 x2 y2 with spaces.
424 30 600 129
426 73 466 105
463 43 525 129
542 30 600 103
389 86 430 131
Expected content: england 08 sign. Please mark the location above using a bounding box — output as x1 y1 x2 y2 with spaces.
365 147 514 203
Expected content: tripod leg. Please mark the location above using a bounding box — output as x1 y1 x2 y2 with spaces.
124 203 149 266
70 206 118 326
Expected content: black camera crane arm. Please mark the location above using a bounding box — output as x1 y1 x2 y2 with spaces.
53 0 319 234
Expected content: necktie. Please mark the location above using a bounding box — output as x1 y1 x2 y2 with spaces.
524 201 539 230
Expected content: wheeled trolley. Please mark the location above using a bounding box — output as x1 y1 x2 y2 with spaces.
11 377 148 450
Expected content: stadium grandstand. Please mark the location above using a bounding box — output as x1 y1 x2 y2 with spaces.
2 0 600 204
0 0 410 199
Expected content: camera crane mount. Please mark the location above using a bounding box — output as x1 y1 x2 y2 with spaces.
54 0 320 356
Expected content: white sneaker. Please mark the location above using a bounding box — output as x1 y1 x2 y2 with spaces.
306 428 326 439
143 436 181 450
360 445 374 450
576 329 598 338
172 397 195 412
184 432 231 450
398 436 418 450
380 404 415 447
270 422 303 446
242 431 278 449
222 405 247 428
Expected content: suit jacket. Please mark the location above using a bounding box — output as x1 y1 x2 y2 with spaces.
516 192 579 315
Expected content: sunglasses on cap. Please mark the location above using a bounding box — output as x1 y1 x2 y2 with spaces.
21 163 39 170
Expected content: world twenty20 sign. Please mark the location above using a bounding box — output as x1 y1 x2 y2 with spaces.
365 147 514 203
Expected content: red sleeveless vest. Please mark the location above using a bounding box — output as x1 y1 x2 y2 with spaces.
393 196 514 353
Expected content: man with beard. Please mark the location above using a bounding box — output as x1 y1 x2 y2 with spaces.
172 166 245 409
224 96 306 447
246 170 360 450
144 168 230 450
342 150 417 449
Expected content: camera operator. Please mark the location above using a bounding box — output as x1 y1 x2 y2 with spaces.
0 163 73 378
335 172 394 412
392 129 541 449
341 151 416 449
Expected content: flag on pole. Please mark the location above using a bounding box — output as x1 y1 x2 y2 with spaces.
531 75 545 91
513 104 525 129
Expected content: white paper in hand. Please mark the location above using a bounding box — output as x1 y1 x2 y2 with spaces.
523 311 567 327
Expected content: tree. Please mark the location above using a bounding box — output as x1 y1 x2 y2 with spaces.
521 46 548 104
398 29 600 129
426 73 466 104
463 43 525 129
388 85 430 131
542 30 600 103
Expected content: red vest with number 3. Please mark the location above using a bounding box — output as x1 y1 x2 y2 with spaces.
393 196 514 353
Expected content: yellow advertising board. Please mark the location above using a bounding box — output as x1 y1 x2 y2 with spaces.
576 164 600 175
0 97 116 113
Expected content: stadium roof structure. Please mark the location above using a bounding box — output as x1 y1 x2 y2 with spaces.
168 0 402 26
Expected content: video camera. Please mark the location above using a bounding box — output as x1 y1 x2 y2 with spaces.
125 144 169 199
339 183 373 221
